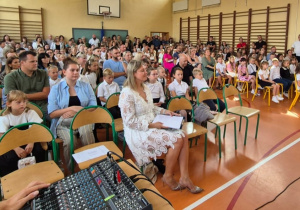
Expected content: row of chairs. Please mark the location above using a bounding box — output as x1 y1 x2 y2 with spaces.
208 65 299 108
167 85 260 160
0 84 260 200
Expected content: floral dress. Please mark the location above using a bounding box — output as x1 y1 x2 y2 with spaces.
238 64 251 81
118 86 184 166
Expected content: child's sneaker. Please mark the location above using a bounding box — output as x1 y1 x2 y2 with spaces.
251 89 255 94
277 95 284 101
237 86 242 91
272 96 279 103
283 92 289 98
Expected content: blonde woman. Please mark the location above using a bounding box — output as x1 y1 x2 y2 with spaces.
119 60 203 194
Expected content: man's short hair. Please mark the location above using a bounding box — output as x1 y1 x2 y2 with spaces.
110 46 118 51
19 51 37 61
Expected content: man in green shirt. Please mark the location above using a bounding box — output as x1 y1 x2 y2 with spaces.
4 51 50 121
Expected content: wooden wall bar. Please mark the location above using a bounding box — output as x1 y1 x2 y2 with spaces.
0 6 43 42
179 4 290 53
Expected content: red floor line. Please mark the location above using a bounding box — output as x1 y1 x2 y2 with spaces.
226 129 300 210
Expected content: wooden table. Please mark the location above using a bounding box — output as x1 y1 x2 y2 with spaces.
118 159 174 210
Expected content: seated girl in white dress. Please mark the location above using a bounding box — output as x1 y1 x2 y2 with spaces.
118 60 203 194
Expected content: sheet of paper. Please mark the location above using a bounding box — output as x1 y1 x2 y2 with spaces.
153 115 183 129
72 145 109 164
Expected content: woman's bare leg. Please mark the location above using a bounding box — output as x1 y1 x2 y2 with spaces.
163 137 184 188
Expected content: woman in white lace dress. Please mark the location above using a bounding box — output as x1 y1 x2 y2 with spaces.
119 60 203 194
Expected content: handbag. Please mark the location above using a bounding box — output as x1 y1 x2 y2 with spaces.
18 153 36 169
141 162 158 184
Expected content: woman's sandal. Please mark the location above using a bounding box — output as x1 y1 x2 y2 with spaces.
162 177 185 191
186 186 204 194
179 179 204 194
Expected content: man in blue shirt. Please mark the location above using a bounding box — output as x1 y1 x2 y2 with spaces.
103 46 126 88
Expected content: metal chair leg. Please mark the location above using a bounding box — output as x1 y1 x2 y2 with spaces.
218 126 222 158
204 133 207 161
255 113 260 139
244 117 249 145
223 124 227 139
239 116 242 131
234 121 237 149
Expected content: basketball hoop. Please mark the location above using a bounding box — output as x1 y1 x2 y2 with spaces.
102 11 111 19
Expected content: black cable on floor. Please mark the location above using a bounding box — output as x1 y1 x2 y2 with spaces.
140 188 173 207
255 176 300 210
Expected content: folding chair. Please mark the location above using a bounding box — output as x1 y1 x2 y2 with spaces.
105 92 126 156
197 88 237 158
70 106 122 173
167 96 208 160
0 122 63 199
223 85 260 145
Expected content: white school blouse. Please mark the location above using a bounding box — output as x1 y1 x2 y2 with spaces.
145 81 165 103
168 80 189 96
0 110 42 133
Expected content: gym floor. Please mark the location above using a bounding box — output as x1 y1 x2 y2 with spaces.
122 86 300 210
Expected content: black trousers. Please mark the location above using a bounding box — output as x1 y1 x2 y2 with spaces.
0 143 45 176
203 99 225 112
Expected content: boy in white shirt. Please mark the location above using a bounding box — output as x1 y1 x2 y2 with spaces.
193 68 225 112
48 65 61 89
97 68 120 118
215 55 228 90
247 57 257 76
157 66 167 93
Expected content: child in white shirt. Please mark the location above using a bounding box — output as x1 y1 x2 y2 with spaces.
157 66 167 94
270 58 293 97
247 57 257 76
83 58 98 89
97 68 120 118
215 56 228 90
193 68 225 112
258 60 282 103
145 67 165 108
290 56 297 75
168 67 188 121
48 65 61 89
0 90 44 176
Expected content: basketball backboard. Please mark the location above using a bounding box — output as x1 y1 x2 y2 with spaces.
87 0 120 18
